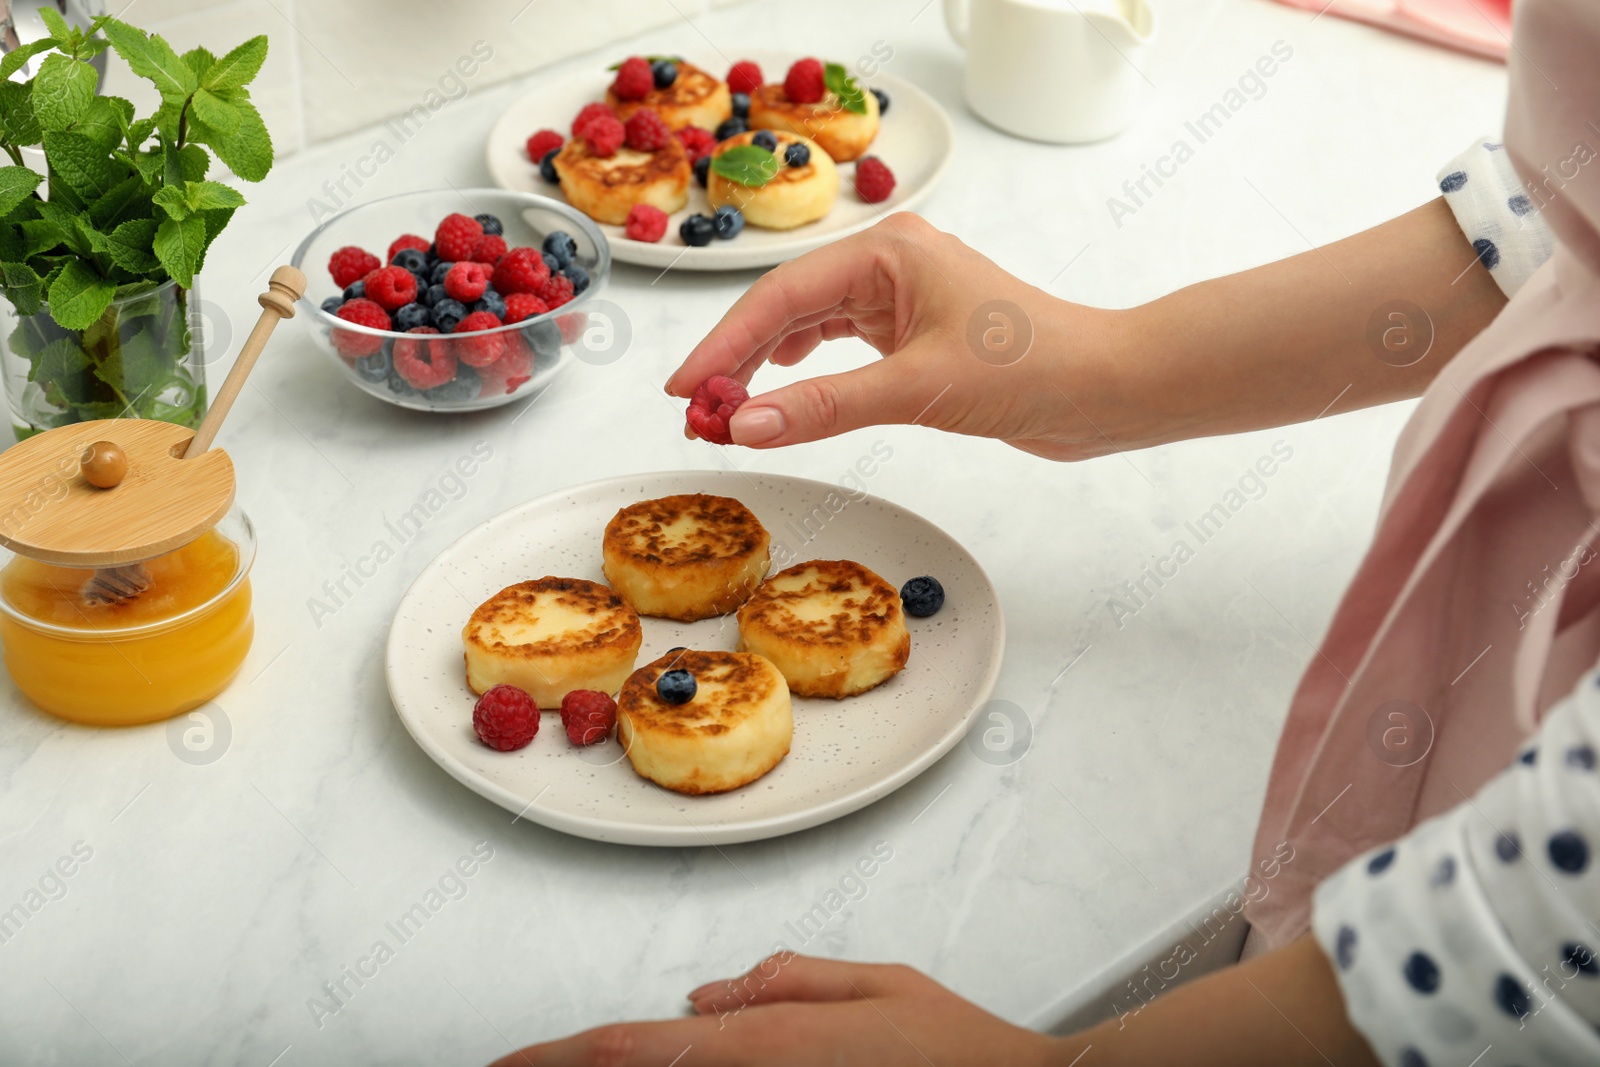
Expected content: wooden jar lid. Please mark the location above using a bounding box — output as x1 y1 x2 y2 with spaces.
0 418 234 567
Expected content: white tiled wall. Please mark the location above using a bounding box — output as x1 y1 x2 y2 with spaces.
99 0 752 157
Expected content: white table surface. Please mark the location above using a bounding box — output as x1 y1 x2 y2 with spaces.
0 1 1508 1062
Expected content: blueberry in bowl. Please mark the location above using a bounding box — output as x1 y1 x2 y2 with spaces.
292 188 610 413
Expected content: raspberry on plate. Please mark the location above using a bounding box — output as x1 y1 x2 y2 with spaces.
525 128 564 162
675 125 716 163
473 684 539 751
624 107 671 152
572 101 615 138
435 212 484 262
444 261 490 302
560 689 617 746
393 326 456 389
470 233 508 265
611 55 653 101
452 310 507 367
624 203 669 243
364 265 418 311
387 234 430 263
726 59 764 95
854 156 896 203
686 375 750 445
537 272 575 309
331 298 391 358
491 247 550 295
582 113 625 157
502 291 551 323
328 245 379 289
784 57 825 104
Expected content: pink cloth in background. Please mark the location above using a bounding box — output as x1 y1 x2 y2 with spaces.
1271 0 1511 61
1245 0 1600 949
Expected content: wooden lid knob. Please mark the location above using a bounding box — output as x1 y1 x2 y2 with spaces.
80 441 128 488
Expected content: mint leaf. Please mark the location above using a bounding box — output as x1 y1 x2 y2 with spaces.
43 131 113 199
181 46 217 80
179 143 210 182
193 95 271 181
107 218 160 272
195 206 235 274
0 260 44 315
132 147 164 184
710 144 780 187
126 117 155 149
20 218 67 258
46 260 116 331
89 176 149 229
204 36 267 90
823 62 868 115
152 185 190 219
186 180 244 212
0 166 43 219
153 214 205 287
93 323 174 400
0 39 57 81
0 82 42 145
72 216 109 255
71 96 134 153
189 87 238 135
31 336 92 387
98 19 197 101
32 54 97 131
35 7 72 45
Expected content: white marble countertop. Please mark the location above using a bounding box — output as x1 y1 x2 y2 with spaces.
0 1 1507 1062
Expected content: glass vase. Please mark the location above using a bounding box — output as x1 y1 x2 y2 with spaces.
0 278 208 441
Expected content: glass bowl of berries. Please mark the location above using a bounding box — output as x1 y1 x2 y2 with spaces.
290 188 610 412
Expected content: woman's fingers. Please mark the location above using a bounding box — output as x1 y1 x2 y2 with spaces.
664 225 899 397
496 1016 741 1067
721 345 940 446
686 954 907 1013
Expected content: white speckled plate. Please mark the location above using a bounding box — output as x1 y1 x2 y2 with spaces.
386 469 1003 845
483 51 954 271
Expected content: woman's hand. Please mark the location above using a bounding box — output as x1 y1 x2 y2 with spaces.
667 201 1507 457
492 953 1062 1067
665 212 1130 461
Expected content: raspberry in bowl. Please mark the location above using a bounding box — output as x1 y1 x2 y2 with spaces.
290 188 610 413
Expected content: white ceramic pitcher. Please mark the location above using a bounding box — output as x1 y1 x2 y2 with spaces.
943 0 1158 144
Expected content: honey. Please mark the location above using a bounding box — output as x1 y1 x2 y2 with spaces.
0 518 255 725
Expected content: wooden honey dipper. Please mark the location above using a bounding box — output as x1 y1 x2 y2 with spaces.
79 266 306 605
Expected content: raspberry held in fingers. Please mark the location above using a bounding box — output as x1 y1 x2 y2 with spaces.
686 375 749 445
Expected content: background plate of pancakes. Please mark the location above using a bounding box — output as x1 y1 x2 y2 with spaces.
386 469 1004 845
484 50 955 271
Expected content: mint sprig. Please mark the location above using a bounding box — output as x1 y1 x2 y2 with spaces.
824 62 868 115
710 144 779 187
0 14 273 434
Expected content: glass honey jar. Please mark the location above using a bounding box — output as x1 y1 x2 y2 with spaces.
0 267 303 726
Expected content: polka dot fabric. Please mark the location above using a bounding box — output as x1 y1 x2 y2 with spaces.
1312 667 1600 1066
1435 136 1556 298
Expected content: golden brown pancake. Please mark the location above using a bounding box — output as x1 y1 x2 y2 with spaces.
602 494 770 621
706 129 839 230
616 649 792 795
462 577 642 708
554 134 690 226
606 61 732 132
747 82 880 162
736 559 909 698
